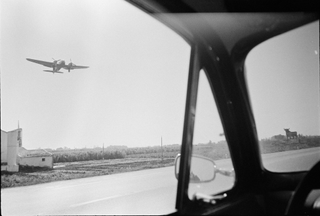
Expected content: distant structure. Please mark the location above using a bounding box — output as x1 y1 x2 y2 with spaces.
283 128 298 140
1 125 53 172
18 147 53 168
1 127 22 172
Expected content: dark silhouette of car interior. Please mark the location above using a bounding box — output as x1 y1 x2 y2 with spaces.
127 0 319 215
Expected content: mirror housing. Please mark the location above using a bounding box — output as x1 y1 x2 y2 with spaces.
174 154 216 183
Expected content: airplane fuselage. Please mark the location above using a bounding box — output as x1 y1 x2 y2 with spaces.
52 60 66 72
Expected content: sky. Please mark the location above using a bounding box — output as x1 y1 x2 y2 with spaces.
1 0 319 149
1 0 191 149
246 21 319 139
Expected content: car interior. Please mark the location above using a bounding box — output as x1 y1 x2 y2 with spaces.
127 0 319 215
1 0 318 215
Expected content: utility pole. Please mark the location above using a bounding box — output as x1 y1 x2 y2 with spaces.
103 143 104 160
161 136 163 162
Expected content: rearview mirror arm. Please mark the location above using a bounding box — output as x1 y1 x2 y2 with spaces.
216 168 235 177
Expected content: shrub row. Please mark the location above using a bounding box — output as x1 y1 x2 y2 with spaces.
53 150 126 163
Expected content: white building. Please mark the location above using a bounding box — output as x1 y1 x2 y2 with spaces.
1 127 53 171
17 147 53 168
1 128 22 172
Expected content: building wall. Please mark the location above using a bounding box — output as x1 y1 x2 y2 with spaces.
1 130 8 163
18 156 53 168
1 129 20 172
7 130 20 164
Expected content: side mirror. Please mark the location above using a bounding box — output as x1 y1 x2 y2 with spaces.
174 154 216 183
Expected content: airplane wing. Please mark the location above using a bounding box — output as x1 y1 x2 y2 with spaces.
26 58 53 68
63 65 89 70
72 65 89 69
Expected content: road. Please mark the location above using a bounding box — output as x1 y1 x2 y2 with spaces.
2 147 319 215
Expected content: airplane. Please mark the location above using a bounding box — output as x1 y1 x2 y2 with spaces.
26 58 89 74
63 59 89 72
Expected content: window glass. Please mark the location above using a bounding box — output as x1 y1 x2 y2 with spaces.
189 70 235 199
1 0 190 214
246 21 320 172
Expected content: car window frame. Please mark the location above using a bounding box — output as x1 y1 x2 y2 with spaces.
243 21 320 174
127 4 319 213
176 39 244 212
172 16 312 214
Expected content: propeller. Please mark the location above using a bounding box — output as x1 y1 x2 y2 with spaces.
52 58 61 62
68 59 75 72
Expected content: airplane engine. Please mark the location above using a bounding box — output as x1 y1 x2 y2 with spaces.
67 63 72 72
67 60 75 72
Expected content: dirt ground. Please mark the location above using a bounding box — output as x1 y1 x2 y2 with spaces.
1 157 174 188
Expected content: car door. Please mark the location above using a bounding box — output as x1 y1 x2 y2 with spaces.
128 1 319 215
172 20 319 216
173 41 268 216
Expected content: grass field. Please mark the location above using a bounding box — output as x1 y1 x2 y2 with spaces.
2 136 318 189
1 157 174 188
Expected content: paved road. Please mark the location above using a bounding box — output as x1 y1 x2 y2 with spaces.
2 147 319 215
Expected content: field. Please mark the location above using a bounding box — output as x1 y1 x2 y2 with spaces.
2 136 319 188
1 157 174 188
259 135 320 153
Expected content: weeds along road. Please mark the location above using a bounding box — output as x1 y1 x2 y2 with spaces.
2 147 320 215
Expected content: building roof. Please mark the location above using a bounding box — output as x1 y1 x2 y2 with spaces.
18 147 52 157
1 128 21 133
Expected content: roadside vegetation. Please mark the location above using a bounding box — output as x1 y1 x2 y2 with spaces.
259 135 320 154
2 136 319 188
51 144 181 163
1 158 174 188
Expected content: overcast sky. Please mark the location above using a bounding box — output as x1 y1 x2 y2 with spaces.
246 21 319 139
1 0 191 149
1 0 319 149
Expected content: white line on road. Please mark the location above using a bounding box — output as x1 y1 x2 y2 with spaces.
69 185 172 208
45 168 172 190
45 180 103 190
70 194 129 207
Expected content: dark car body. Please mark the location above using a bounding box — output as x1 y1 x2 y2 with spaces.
127 0 319 215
